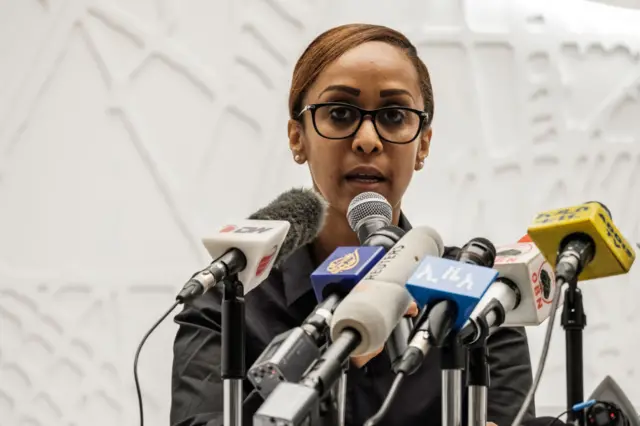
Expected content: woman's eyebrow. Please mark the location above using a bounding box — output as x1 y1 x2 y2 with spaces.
380 88 414 100
319 85 361 97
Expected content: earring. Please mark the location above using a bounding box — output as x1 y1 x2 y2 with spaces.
417 161 424 170
294 154 302 163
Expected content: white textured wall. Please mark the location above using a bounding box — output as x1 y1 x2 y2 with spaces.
1 0 639 425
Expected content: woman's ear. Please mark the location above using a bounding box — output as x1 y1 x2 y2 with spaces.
415 127 432 171
288 119 307 164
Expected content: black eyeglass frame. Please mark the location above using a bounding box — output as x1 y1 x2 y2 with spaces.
297 102 430 145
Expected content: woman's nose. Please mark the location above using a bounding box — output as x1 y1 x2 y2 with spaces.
351 119 383 154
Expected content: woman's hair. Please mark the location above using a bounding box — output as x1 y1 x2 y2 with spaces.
289 23 434 124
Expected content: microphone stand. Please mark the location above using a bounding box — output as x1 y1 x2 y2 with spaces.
335 362 348 426
466 342 489 426
222 277 246 426
561 276 586 426
442 332 465 426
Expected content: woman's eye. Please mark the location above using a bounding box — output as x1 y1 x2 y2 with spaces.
381 109 405 124
329 107 354 121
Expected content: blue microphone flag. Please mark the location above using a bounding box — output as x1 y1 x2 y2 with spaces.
310 246 386 301
406 256 498 329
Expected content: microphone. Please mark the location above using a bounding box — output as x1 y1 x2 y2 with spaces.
511 202 636 426
527 201 635 282
394 238 498 375
136 189 326 426
248 194 405 399
254 227 444 425
346 191 411 366
459 239 559 345
176 188 327 302
346 191 394 243
364 239 497 426
247 294 342 399
330 226 444 357
310 192 404 302
408 238 497 328
247 245 386 399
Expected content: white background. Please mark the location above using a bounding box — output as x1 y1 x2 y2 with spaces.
1 0 639 425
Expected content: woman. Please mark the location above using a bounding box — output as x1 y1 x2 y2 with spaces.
170 23 535 426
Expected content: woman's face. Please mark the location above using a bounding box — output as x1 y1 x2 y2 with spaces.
289 41 431 217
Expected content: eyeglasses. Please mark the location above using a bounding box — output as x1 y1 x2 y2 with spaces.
297 102 429 144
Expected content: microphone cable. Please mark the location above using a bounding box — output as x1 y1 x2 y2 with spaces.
544 399 597 426
133 301 181 426
510 277 566 426
546 409 572 426
363 372 406 426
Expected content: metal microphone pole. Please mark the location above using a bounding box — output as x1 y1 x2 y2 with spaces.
336 363 348 426
222 277 246 426
561 276 586 426
441 332 465 426
466 342 489 426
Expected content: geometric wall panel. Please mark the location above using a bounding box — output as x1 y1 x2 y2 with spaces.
1 1 639 424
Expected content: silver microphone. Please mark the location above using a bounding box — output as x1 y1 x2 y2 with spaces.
346 192 412 365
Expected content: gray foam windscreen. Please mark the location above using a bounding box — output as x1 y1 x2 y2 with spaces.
248 188 327 265
346 192 392 232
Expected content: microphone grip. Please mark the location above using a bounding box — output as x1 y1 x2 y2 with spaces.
357 219 389 244
331 280 413 356
386 317 412 366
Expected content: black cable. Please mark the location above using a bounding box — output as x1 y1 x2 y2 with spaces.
544 399 597 426
363 372 405 426
546 409 570 426
133 301 180 426
511 277 565 426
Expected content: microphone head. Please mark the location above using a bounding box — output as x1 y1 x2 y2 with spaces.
346 192 392 234
405 256 498 330
310 246 386 301
490 241 561 326
201 188 326 293
458 237 497 267
249 188 327 266
527 201 635 281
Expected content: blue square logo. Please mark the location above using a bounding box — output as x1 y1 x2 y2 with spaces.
310 246 385 301
406 256 498 329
